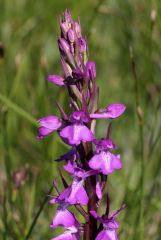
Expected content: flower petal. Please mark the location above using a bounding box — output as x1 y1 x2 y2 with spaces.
90 103 126 119
67 180 88 205
63 161 75 174
47 75 65 86
89 152 122 175
37 115 62 139
60 124 94 145
111 154 122 170
96 230 118 240
37 127 54 138
106 103 126 119
50 209 78 228
38 115 62 130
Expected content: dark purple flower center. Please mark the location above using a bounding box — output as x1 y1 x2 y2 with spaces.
96 139 116 153
70 111 89 123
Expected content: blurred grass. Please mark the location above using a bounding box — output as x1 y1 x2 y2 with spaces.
0 0 161 239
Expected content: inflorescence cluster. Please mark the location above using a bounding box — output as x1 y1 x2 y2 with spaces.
37 10 126 240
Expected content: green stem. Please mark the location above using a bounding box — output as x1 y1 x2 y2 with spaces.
130 46 144 240
24 185 53 240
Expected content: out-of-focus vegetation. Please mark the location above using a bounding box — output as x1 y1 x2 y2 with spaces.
0 0 161 239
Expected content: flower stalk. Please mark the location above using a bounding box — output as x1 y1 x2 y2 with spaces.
37 9 126 240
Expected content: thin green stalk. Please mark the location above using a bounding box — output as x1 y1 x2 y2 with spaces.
130 46 145 240
1 111 13 203
0 93 38 127
24 185 53 240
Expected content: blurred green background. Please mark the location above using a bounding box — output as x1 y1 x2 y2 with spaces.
0 0 161 239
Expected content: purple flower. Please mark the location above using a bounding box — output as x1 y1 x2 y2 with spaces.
63 160 97 178
89 139 122 175
60 111 94 145
95 229 118 240
37 10 126 240
50 161 97 206
37 115 62 139
59 180 88 205
47 75 65 86
90 103 126 119
90 206 124 240
50 208 80 229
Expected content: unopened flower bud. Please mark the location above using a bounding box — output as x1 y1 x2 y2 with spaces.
47 75 65 86
60 22 70 37
78 37 86 53
85 61 96 80
75 22 81 38
58 38 76 67
58 37 70 53
64 9 72 23
68 29 75 43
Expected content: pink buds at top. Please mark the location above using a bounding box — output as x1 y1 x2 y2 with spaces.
58 38 76 67
64 9 72 23
47 75 65 86
37 115 62 139
78 37 86 53
58 38 70 53
85 61 96 80
60 22 70 37
68 29 75 43
75 22 81 38
90 103 126 119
